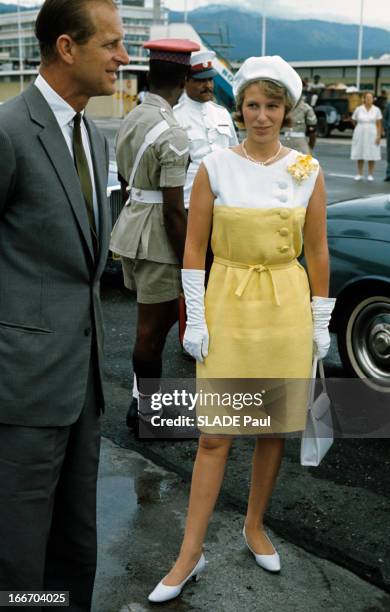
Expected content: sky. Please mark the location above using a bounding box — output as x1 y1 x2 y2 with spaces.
1 0 390 30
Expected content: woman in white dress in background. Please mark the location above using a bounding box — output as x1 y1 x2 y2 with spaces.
351 92 382 181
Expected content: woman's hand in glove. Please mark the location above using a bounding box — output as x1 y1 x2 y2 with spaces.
311 296 336 359
181 269 209 363
313 327 331 360
183 322 209 363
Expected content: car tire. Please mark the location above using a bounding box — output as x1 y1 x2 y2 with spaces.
337 290 390 390
317 116 330 138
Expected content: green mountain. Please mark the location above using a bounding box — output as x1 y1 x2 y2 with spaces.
169 6 390 62
0 3 35 12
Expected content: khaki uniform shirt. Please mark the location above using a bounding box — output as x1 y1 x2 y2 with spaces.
110 93 189 264
174 93 238 207
290 100 318 132
281 100 317 154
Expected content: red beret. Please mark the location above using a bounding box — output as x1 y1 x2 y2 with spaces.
143 38 200 65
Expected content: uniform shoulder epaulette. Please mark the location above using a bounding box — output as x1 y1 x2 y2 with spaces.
158 107 176 124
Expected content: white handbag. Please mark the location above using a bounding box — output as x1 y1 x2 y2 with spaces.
300 357 334 467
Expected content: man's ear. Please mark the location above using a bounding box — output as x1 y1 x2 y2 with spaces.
56 34 76 65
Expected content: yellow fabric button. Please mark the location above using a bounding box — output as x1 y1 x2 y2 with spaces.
279 245 290 253
279 209 290 219
279 227 289 237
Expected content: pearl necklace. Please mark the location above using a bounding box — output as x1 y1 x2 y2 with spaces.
241 139 282 166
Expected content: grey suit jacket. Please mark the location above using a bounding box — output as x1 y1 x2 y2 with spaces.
0 84 110 426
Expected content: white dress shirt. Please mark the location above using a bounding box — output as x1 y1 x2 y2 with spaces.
174 93 238 207
34 74 100 233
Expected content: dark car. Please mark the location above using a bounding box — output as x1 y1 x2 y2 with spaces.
327 194 390 388
107 161 123 230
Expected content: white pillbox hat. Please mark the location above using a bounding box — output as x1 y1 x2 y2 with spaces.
233 55 302 106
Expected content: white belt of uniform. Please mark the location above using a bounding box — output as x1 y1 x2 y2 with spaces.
130 187 163 203
283 131 306 138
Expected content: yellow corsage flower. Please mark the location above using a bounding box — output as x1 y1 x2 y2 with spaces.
287 154 318 184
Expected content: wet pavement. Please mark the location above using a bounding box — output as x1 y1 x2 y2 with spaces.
92 437 390 611
100 277 390 600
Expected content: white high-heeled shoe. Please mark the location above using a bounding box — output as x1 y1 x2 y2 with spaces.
243 526 281 572
148 554 206 603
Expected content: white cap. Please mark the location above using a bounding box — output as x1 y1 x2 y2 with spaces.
189 50 217 79
233 55 302 106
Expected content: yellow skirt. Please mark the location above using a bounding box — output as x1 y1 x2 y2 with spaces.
196 205 313 435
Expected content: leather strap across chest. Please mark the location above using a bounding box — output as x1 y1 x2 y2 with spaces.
128 119 170 191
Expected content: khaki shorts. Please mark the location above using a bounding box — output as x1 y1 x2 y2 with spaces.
121 257 181 304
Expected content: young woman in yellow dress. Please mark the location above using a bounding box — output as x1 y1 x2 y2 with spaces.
148 55 336 603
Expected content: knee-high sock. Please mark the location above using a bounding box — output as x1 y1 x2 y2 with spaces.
132 375 139 400
132 356 162 396
132 357 162 422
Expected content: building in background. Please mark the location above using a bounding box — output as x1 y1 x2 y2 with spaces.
291 57 390 94
0 0 165 66
230 57 390 94
0 0 167 116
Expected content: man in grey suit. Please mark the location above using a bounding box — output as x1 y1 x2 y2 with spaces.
0 0 128 608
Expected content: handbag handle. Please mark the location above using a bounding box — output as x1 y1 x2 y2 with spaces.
318 359 327 394
309 357 327 406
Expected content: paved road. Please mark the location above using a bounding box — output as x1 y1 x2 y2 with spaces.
314 137 387 202
95 119 390 602
92 438 390 611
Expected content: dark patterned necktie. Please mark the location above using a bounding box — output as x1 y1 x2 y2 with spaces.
72 113 98 253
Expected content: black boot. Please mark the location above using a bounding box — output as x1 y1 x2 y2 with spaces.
126 397 138 429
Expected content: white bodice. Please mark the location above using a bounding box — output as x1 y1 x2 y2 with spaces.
352 104 382 125
202 148 320 209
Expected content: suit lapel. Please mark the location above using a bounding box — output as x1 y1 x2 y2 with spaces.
84 117 110 275
23 85 95 262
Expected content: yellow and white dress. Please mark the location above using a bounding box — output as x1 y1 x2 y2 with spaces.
196 148 320 435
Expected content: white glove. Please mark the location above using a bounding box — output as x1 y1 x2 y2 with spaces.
311 296 336 359
181 269 209 363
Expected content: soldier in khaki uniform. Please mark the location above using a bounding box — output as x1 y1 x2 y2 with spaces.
110 38 200 433
281 97 317 154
